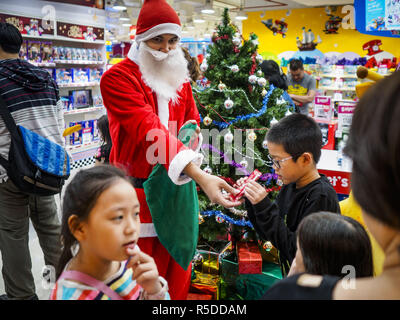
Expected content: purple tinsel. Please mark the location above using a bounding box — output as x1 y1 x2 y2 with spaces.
202 143 279 182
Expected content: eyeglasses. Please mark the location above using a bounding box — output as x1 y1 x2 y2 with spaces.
267 154 293 169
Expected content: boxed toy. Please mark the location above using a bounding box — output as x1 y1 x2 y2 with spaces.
69 122 82 146
41 41 53 63
27 40 41 63
52 46 59 61
90 119 99 141
321 65 333 74
69 89 92 109
89 68 103 83
72 68 89 84
96 49 102 61
344 65 357 75
80 121 93 144
320 77 333 87
92 95 103 107
55 69 73 84
60 96 70 111
19 40 28 60
316 120 337 150
81 48 88 61
64 47 72 61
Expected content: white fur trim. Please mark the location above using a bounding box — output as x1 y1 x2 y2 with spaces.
127 41 139 64
135 23 181 43
168 149 203 185
139 223 157 238
157 93 169 128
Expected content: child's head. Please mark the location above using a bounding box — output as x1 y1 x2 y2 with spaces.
266 113 322 185
57 165 140 278
98 114 112 145
344 71 400 253
295 212 373 278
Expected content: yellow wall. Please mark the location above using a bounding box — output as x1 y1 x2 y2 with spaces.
243 6 400 61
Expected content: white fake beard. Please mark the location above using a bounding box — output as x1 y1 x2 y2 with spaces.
137 43 189 104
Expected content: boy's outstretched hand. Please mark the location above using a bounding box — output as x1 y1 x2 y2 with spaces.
243 179 268 205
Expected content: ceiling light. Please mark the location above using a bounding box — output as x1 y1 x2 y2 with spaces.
113 0 127 11
193 16 206 23
122 23 131 27
235 8 248 21
201 0 215 14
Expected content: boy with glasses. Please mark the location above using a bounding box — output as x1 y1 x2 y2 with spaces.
236 114 340 276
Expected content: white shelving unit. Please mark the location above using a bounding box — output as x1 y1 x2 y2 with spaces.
5 1 108 170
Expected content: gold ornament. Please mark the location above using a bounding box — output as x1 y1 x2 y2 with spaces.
203 115 212 126
247 130 257 142
199 214 205 224
263 241 273 252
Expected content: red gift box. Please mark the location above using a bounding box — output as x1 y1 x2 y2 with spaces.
237 242 262 274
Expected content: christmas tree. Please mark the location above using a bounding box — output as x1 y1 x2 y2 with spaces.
193 8 294 245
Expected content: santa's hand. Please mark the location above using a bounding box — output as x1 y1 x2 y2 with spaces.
199 174 242 208
127 250 161 295
184 162 241 208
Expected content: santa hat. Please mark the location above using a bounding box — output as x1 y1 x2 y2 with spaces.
135 0 181 43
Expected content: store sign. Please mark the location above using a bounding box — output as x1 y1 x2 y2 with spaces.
319 169 351 195
354 0 400 37
0 13 54 36
57 22 104 41
314 96 333 122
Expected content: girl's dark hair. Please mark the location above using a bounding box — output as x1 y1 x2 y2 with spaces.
260 60 288 90
298 212 374 278
266 113 322 163
0 22 23 54
181 47 201 82
344 71 400 232
97 114 112 145
56 165 133 278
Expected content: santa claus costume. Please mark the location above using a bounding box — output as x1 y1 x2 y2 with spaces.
100 0 202 300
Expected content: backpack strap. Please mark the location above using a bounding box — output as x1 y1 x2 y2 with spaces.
0 94 21 142
0 94 21 171
58 270 124 300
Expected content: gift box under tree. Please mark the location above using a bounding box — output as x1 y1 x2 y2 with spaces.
219 242 282 300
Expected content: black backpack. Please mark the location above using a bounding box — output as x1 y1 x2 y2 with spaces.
0 94 71 196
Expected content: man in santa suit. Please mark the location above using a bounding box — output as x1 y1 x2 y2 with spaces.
100 0 240 299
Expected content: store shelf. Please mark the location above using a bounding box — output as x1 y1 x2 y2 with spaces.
319 86 356 91
30 62 56 67
64 106 104 116
66 140 100 153
54 60 105 65
59 82 100 88
320 73 358 79
22 34 105 45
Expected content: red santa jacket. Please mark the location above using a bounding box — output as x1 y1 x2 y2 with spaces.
100 58 201 182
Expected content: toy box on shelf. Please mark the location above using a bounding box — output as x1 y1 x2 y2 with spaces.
316 119 337 150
